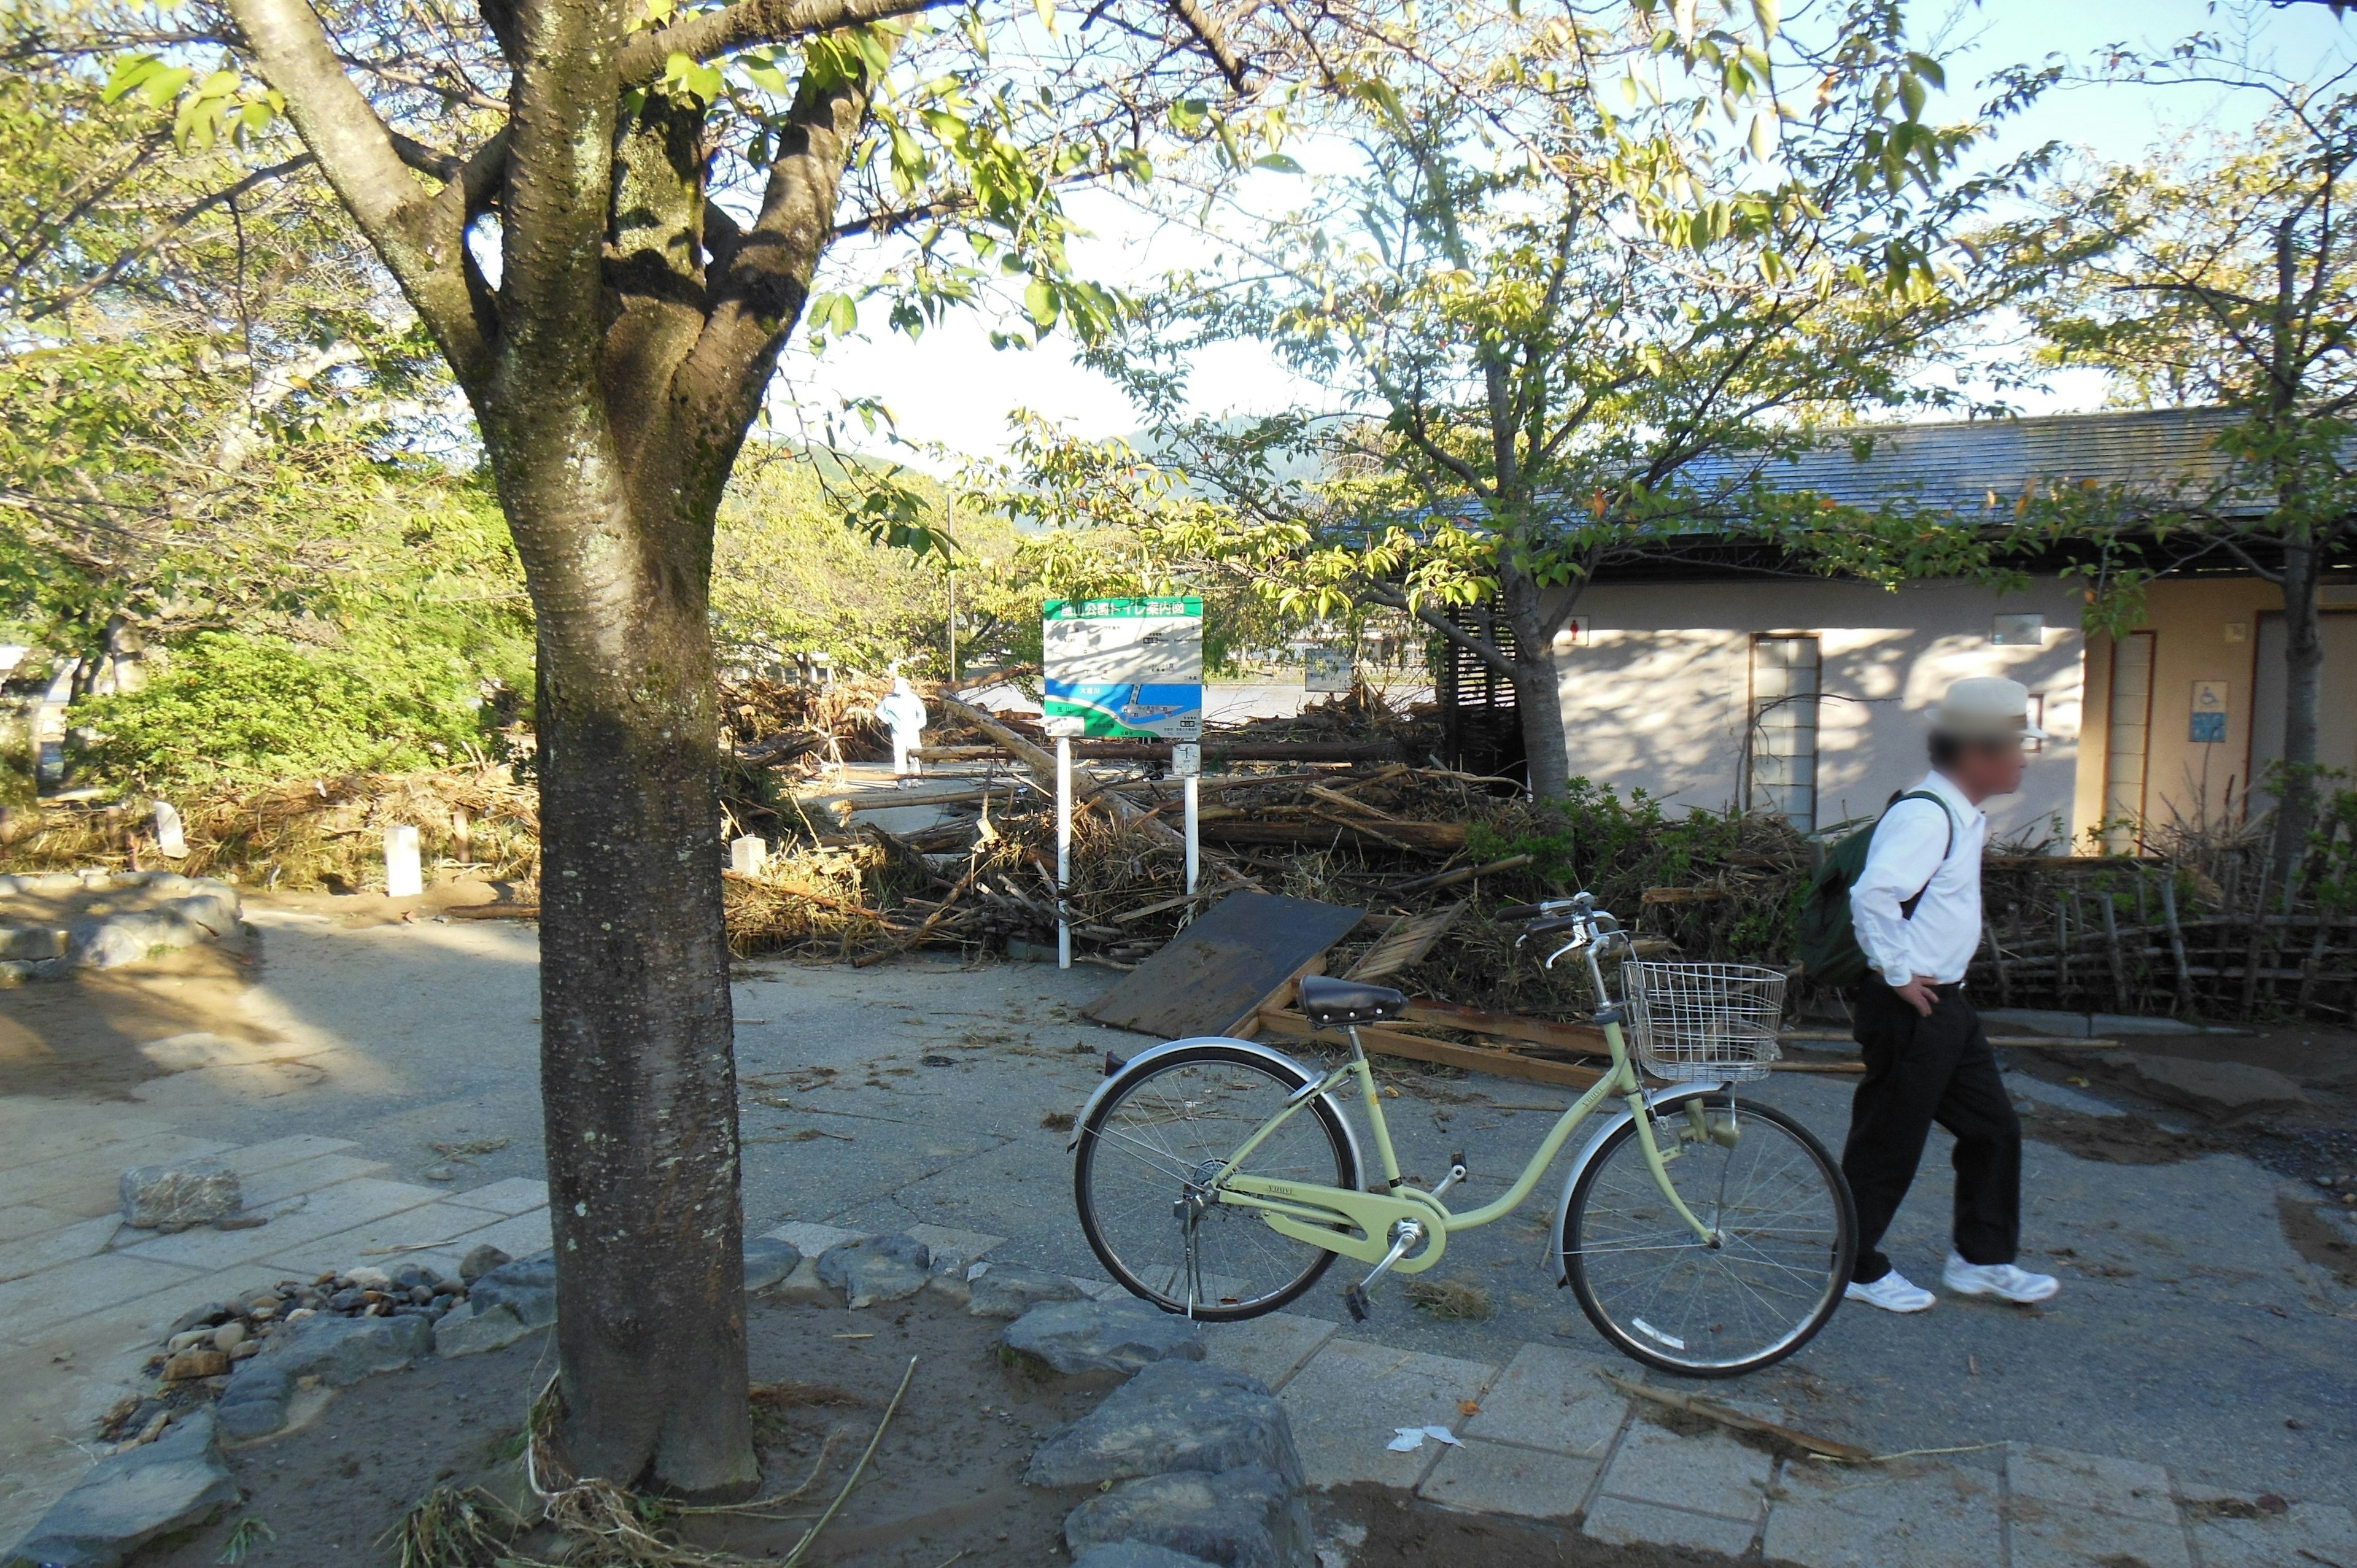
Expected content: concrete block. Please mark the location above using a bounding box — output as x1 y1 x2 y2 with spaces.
2006 1443 2178 1523
1276 1337 1496 1489
1461 1342 1627 1458
1595 1419 1771 1523
1760 1460 2002 1568
1200 1312 1337 1393
384 825 422 898
0 1253 201 1338
1417 1438 1599 1520
1583 1494 1759 1556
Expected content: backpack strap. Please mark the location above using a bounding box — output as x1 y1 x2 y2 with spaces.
1879 789 1956 919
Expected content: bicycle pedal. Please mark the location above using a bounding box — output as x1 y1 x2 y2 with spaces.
1344 1283 1371 1323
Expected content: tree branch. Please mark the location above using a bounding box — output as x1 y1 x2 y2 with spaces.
1165 0 1247 90
616 0 958 88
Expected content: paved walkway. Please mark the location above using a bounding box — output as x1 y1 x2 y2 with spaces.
2 908 2353 1566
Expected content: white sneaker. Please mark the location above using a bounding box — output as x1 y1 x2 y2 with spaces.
1943 1253 2059 1303
1844 1271 1936 1313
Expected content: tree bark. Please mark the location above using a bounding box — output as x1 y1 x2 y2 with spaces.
1500 560 1571 800
2272 533 2326 871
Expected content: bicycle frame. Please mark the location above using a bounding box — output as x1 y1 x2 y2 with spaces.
1206 927 1719 1275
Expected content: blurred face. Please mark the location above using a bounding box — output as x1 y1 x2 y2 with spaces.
1946 737 2028 802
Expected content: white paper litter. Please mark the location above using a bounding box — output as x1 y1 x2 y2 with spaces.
1385 1425 1463 1452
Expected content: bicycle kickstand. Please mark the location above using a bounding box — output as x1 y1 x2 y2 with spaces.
1344 1217 1425 1323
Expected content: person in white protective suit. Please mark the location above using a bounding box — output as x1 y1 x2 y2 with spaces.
875 676 929 781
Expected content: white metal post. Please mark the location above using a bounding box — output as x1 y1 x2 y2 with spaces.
1056 736 1072 969
1183 775 1200 897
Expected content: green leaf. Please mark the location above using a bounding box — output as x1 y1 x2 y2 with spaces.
1898 72 1926 122
1750 0 1779 38
1024 277 1059 330
1748 107 1776 162
1254 153 1303 174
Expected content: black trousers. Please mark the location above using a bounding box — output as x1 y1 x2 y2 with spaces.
1841 983 2022 1284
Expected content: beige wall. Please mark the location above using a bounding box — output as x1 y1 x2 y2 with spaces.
1544 577 2089 843
2086 577 2285 835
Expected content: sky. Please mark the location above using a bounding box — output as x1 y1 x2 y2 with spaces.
773 0 2357 471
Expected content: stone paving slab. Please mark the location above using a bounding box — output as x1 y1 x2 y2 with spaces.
116 1177 444 1270
0 1213 123 1284
2186 1499 2357 1568
0 1111 170 1175
255 1195 537 1277
236 1153 389 1210
0 1133 237 1216
1200 1312 1337 1392
393 1208 553 1280
1593 1419 1773 1523
1759 1459 2003 1568
0 1251 201 1337
1416 1437 1598 1520
438 1176 549 1216
0 1203 83 1246
902 1222 1005 1269
1584 1494 1760 1557
765 1220 868 1256
1277 1337 1497 1489
2005 1498 2194 1568
2007 1442 2178 1523
214 1134 362 1176
1461 1342 1627 1458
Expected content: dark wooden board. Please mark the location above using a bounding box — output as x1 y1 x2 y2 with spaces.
1084 891 1368 1039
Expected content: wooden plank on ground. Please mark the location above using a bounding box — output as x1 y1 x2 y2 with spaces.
1396 998 1606 1053
1083 892 1366 1039
1346 905 1468 981
1253 1006 1606 1091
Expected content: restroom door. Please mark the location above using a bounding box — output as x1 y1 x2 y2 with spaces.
2103 631 2154 852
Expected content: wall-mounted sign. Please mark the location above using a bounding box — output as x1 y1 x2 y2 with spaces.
1042 597 1204 740
1305 647 1355 693
1991 613 2045 647
2190 679 2229 744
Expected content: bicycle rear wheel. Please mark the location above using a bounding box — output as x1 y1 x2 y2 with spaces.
1074 1043 1358 1320
1563 1094 1854 1377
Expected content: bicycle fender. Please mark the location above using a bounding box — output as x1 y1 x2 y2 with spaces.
1066 1036 1367 1180
1546 1080 1729 1284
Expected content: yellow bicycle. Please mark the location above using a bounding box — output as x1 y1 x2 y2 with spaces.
1069 894 1859 1377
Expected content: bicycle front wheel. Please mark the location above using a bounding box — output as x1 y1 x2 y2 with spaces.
1564 1094 1854 1377
1075 1043 1359 1320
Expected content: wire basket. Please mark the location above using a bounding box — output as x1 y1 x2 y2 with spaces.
1621 961 1788 1083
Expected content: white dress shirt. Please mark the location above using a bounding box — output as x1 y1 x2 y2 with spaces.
1850 770 1987 986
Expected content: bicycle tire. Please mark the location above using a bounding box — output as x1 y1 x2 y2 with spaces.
1074 1042 1359 1321
1563 1094 1856 1377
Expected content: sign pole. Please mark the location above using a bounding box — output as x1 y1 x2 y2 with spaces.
1174 740 1201 898
1056 736 1073 970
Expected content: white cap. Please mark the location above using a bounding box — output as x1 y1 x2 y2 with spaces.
1932 676 2046 742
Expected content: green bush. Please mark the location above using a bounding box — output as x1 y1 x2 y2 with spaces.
71 631 499 795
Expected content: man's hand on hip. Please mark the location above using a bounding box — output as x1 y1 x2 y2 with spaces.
1892 976 1940 1018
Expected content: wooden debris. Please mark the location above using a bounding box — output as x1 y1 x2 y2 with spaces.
1597 1371 1873 1462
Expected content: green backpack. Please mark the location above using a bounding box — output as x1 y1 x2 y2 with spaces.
1792 790 1954 989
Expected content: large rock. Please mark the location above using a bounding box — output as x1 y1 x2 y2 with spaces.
1003 1300 1205 1380
120 1164 241 1229
2 1410 236 1568
67 911 199 970
1072 1546 1223 1568
0 925 64 960
2126 1054 2304 1123
466 1252 557 1327
743 1237 803 1293
1064 1466 1312 1568
816 1234 931 1309
1029 1362 1301 1489
966 1263 1085 1321
216 1313 433 1439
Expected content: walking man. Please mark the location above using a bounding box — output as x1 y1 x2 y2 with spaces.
1841 676 2061 1313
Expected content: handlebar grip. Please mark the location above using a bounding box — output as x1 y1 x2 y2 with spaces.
1494 903 1549 921
1522 915 1582 937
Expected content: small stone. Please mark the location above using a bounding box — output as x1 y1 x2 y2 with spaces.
343 1266 392 1292
209 1322 246 1353
246 1296 278 1315
161 1348 229 1381
1002 1300 1206 1380
5 1408 236 1568
966 1262 1085 1321
459 1243 511 1283
164 1331 209 1355
282 1307 316 1325
420 1164 457 1182
389 1264 430 1291
466 1254 556 1329
742 1237 803 1293
1063 1466 1311 1568
228 1341 260 1362
328 1288 366 1313
247 1303 277 1322
120 1164 241 1229
816 1235 932 1310
166 1304 231 1336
